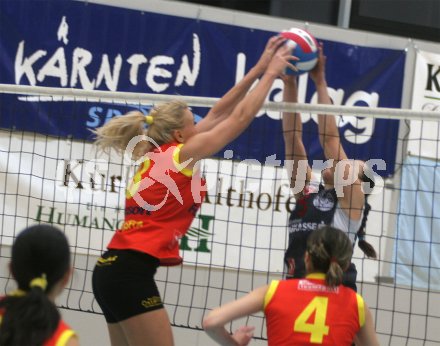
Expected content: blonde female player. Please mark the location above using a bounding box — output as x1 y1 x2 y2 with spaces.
203 226 379 346
91 36 297 346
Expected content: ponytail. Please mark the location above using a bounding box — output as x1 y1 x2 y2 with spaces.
307 226 352 288
0 285 59 346
326 258 344 287
93 101 188 161
93 111 149 160
356 198 377 259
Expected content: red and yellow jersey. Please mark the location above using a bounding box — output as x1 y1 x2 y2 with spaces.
108 142 206 266
44 319 76 346
264 273 365 346
0 307 76 346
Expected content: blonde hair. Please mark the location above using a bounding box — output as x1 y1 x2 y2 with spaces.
307 226 353 287
93 100 188 160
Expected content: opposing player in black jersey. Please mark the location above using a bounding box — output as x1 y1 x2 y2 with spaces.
282 43 377 290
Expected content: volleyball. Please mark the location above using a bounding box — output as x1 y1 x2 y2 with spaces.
280 28 318 75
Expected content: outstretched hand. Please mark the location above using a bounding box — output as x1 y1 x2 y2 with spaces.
280 74 298 87
231 326 255 346
254 36 286 75
309 42 326 84
266 44 299 77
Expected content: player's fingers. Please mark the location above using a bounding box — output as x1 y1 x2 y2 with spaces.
286 62 298 72
274 41 293 55
271 36 286 51
267 35 282 48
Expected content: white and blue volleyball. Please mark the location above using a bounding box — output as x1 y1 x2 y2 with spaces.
280 28 318 75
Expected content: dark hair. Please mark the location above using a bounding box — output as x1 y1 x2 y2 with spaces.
306 226 353 287
352 164 377 259
355 198 377 259
360 169 375 193
0 224 71 346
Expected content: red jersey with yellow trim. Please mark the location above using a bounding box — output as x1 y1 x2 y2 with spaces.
0 307 76 346
108 142 206 266
264 273 365 345
44 319 76 346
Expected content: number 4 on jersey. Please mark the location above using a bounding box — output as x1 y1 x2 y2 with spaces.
294 296 330 343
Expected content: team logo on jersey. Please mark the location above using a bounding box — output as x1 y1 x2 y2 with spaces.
312 191 335 212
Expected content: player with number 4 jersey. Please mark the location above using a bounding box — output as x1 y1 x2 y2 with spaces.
265 274 363 345
203 226 379 346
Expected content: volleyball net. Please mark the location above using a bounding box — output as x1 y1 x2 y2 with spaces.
0 84 439 345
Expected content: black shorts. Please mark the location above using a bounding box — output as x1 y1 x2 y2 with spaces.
92 249 163 323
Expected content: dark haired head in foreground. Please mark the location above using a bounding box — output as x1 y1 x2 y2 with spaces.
0 224 78 346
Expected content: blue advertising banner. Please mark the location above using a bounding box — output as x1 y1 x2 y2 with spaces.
0 0 405 176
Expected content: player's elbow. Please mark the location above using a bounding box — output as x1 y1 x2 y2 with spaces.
233 105 249 124
203 308 226 331
202 314 217 331
282 132 295 147
321 133 340 148
318 133 325 147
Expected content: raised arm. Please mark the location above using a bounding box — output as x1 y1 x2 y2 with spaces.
196 36 286 133
203 285 267 346
181 44 296 165
282 75 312 198
309 44 364 219
309 44 345 161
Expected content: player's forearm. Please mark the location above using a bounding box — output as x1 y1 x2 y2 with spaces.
315 80 339 147
205 327 239 346
187 71 277 160
209 66 261 120
282 77 302 158
233 71 277 123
